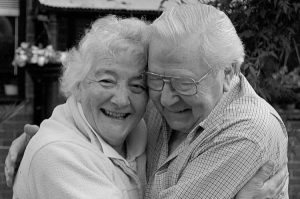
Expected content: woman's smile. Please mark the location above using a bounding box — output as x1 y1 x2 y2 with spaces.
100 108 130 120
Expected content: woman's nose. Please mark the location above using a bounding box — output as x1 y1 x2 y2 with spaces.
110 86 131 108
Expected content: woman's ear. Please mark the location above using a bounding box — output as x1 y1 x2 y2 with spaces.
74 82 84 102
223 65 234 92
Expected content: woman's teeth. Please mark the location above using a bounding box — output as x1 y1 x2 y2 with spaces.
101 109 129 120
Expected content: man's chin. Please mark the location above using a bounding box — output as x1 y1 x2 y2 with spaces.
166 119 191 134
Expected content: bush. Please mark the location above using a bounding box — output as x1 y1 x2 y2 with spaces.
213 0 300 104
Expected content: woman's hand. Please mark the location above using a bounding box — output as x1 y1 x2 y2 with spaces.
236 162 289 199
4 124 39 187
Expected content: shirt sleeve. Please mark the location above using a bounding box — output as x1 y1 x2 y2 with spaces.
157 138 263 199
28 141 124 199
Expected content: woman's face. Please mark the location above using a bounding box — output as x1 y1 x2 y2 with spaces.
78 50 148 149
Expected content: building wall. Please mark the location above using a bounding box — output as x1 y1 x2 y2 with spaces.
282 110 300 199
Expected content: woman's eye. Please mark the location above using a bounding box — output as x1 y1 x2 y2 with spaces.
130 84 146 93
98 79 116 87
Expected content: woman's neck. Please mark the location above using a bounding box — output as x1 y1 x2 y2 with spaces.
114 143 127 158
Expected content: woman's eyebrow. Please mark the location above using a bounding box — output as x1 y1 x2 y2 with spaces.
133 72 146 80
94 69 116 77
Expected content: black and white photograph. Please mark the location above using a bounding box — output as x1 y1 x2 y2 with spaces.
0 0 299 198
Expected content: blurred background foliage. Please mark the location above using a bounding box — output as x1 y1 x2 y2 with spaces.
213 0 300 107
167 0 300 107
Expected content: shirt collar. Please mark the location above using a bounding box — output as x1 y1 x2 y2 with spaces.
176 75 241 145
199 74 241 130
77 103 146 164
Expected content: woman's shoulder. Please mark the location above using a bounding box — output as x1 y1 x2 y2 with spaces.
20 125 114 177
14 134 122 199
32 139 113 169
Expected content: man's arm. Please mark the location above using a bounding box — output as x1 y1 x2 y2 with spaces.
236 162 289 199
5 124 39 187
154 138 280 199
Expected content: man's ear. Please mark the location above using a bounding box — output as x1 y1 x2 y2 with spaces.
223 65 234 92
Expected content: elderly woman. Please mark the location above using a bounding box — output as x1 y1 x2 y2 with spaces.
9 15 287 199
13 16 149 199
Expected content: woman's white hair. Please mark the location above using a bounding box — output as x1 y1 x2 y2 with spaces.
150 3 245 73
60 15 149 98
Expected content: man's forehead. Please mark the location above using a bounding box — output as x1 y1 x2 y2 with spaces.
149 38 201 64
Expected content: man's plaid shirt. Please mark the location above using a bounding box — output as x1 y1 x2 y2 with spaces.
144 74 288 199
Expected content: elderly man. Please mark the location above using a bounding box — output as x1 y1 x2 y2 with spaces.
143 3 288 199
5 3 288 199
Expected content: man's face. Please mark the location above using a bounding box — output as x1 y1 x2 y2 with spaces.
148 35 226 133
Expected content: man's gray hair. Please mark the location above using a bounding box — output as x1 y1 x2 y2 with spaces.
150 3 245 73
60 15 149 98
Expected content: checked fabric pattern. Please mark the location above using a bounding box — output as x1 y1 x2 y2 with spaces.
144 74 288 199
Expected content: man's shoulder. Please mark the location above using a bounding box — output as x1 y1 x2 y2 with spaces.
221 95 287 144
225 91 280 122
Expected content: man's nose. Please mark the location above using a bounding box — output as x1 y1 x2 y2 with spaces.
160 82 178 107
111 86 130 108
